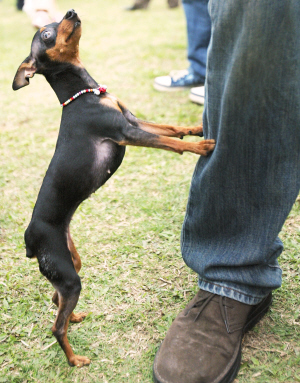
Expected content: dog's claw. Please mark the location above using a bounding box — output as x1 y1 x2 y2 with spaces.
186 125 203 137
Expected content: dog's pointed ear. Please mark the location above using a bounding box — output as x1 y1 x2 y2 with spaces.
12 56 37 91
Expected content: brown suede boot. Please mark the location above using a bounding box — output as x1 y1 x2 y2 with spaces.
153 290 272 383
168 0 179 8
125 0 150 10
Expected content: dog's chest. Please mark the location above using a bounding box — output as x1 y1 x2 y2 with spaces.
91 138 125 192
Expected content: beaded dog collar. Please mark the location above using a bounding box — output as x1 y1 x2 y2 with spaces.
61 85 107 107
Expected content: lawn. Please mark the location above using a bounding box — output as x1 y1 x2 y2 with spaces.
0 0 300 382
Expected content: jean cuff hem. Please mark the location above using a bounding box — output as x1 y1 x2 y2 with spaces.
198 278 270 305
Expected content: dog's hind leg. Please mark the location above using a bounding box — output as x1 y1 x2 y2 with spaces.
52 228 88 323
46 242 89 366
52 280 91 367
67 228 88 323
28 223 89 367
67 228 81 273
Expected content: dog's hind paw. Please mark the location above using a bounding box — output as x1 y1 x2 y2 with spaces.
69 355 91 367
69 312 88 323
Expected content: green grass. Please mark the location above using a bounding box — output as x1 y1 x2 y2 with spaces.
1 0 300 382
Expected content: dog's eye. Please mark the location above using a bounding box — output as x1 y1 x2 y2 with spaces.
42 30 52 40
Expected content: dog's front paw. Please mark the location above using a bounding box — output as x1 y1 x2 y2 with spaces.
194 139 215 156
188 125 203 137
69 355 91 367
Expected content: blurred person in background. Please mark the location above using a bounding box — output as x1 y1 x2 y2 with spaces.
154 0 210 105
126 0 179 11
19 0 63 28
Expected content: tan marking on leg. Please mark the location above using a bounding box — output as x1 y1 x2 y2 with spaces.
52 289 87 323
118 135 215 156
138 121 203 138
51 293 90 367
52 291 59 306
67 228 81 273
65 228 88 323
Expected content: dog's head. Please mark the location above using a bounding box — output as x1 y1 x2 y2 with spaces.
13 9 82 90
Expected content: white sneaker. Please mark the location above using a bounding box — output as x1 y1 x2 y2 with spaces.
154 70 204 92
189 86 205 105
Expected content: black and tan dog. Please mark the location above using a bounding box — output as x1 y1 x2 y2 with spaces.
12 10 215 367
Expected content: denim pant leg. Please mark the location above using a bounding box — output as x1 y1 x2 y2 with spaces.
182 0 211 81
181 0 300 305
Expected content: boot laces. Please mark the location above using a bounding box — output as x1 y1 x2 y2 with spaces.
186 294 233 323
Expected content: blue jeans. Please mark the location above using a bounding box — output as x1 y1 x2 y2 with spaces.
182 0 211 82
181 0 300 305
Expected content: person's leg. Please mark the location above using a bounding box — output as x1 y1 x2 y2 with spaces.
183 0 300 304
125 0 150 11
16 0 24 10
154 0 210 91
182 0 211 80
167 0 179 9
153 1 300 382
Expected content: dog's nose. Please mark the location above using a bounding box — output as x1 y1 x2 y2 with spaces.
65 9 77 20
